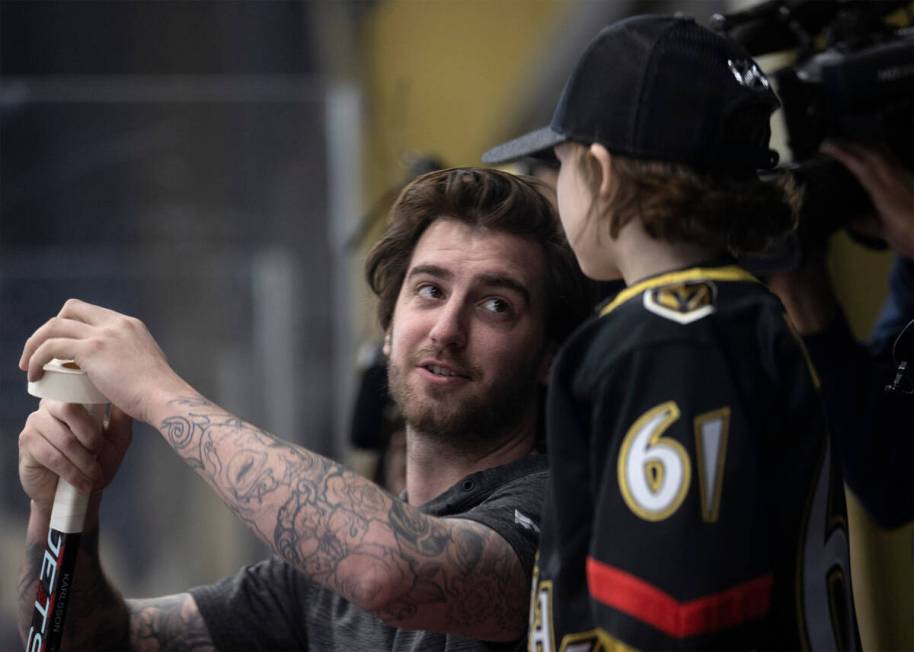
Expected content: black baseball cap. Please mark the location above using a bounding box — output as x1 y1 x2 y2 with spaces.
482 14 780 175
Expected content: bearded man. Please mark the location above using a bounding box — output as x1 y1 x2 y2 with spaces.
17 168 594 652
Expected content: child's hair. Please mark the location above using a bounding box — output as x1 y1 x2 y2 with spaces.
571 144 801 256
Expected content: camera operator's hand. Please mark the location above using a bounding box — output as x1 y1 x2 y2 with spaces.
767 252 839 336
821 141 914 260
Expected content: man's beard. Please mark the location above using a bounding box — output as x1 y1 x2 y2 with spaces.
387 348 544 448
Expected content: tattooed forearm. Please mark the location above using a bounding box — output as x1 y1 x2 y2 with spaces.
128 594 214 652
161 417 195 451
17 528 131 651
156 394 528 640
16 540 44 646
389 500 450 556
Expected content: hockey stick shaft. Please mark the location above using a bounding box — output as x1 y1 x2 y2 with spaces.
25 403 105 652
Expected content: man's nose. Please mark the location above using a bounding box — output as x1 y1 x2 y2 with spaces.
428 300 467 350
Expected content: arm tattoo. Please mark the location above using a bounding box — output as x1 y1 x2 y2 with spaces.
16 541 41 644
128 594 215 652
389 500 450 556
158 394 528 639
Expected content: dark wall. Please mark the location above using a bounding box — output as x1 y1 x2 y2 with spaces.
1 2 336 646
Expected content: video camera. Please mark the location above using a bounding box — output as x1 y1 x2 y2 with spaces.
712 0 914 264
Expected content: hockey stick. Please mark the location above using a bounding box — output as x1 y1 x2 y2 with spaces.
24 359 108 652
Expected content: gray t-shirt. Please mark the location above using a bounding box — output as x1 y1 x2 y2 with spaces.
190 454 548 651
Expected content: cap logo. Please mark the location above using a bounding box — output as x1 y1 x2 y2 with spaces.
727 59 770 91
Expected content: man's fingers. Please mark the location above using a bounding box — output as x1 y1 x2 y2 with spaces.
41 399 105 455
821 141 893 193
20 297 114 371
20 413 99 493
57 298 119 325
29 436 97 494
867 147 911 189
19 317 94 372
821 141 870 180
25 337 90 382
36 407 101 483
843 143 898 186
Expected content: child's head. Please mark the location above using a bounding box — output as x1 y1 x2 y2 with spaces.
554 141 799 258
484 15 799 261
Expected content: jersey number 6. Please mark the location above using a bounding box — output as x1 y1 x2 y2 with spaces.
617 401 730 522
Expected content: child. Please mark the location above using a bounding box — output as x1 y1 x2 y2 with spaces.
484 14 857 651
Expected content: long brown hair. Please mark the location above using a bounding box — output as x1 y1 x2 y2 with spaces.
572 146 800 255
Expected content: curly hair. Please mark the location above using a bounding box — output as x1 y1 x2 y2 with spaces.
365 167 595 347
571 146 801 256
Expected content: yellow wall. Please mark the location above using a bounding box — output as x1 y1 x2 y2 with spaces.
354 0 571 336
361 0 569 194
830 233 895 338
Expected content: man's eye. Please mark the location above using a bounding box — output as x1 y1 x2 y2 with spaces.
417 284 442 299
481 297 511 314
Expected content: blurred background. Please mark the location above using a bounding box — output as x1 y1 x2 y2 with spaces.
0 0 901 648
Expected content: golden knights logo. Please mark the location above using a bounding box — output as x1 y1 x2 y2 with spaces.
643 281 716 324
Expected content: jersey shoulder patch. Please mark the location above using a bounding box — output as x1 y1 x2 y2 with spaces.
642 280 716 324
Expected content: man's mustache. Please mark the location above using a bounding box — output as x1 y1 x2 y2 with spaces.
409 347 480 380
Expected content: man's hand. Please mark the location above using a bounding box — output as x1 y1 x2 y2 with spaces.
821 141 914 259
19 299 193 424
19 400 133 512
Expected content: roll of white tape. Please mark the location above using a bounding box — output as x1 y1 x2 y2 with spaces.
27 358 109 405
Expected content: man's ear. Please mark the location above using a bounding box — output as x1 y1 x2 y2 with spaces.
382 329 392 357
588 143 613 199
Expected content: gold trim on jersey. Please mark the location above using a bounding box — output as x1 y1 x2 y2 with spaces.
783 313 822 389
558 628 640 652
600 265 759 318
827 566 852 651
529 565 556 652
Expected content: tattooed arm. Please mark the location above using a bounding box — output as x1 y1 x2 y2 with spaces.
127 595 214 652
154 394 528 640
20 300 530 641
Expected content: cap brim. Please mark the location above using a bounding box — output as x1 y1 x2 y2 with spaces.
481 126 567 165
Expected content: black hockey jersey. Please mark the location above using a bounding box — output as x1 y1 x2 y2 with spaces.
530 263 858 651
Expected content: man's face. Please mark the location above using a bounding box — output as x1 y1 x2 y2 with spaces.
386 218 550 445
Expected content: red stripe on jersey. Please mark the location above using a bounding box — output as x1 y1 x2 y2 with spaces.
586 556 773 638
